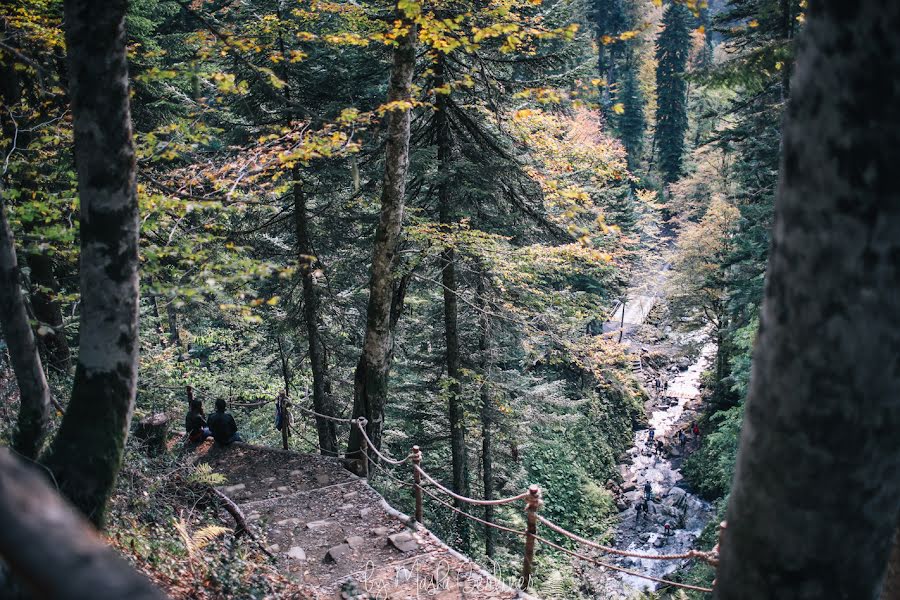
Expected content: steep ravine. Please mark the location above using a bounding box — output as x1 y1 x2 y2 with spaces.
584 340 715 597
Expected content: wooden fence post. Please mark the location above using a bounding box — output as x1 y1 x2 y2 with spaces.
411 445 423 524
521 484 541 590
357 417 369 479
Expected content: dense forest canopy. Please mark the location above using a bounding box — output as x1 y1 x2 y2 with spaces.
1 0 899 598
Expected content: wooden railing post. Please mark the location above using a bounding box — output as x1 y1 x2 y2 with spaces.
357 417 369 479
411 445 423 524
521 484 541 590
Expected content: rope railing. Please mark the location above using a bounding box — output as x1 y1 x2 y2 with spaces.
414 464 530 507
532 532 715 593
537 514 718 564
178 383 719 594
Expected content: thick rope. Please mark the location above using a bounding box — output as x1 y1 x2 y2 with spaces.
532 534 713 593
417 483 530 538
537 514 716 564
294 404 354 424
353 419 412 465
414 465 529 507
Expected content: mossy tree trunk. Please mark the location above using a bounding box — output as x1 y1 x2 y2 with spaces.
293 176 338 456
42 0 140 528
435 54 470 549
347 11 417 461
478 275 495 558
716 2 900 597
0 200 52 460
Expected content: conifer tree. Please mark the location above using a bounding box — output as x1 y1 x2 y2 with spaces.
655 2 692 184
618 50 645 173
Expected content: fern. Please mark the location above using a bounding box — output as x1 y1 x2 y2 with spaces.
174 516 229 565
193 526 230 549
187 463 227 486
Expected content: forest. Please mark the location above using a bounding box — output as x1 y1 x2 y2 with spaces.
1 0 898 598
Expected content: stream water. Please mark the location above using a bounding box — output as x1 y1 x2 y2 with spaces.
585 342 716 598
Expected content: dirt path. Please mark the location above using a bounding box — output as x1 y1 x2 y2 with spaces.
198 443 527 600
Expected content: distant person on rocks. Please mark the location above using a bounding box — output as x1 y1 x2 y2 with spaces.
643 481 653 502
678 429 687 450
656 439 665 456
185 397 211 444
691 421 700 441
648 427 655 442
208 398 242 445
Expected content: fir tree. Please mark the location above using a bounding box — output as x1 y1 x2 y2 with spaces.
655 2 692 184
618 50 645 173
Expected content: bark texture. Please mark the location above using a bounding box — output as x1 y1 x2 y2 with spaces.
0 449 166 599
715 3 900 598
0 200 52 459
294 177 338 456
881 525 900 600
435 55 469 548
478 276 495 558
42 0 141 527
25 249 72 373
347 14 417 459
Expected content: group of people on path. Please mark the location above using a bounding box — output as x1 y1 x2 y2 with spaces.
645 420 701 458
185 387 242 446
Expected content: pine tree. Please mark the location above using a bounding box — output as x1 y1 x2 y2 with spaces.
654 2 692 184
618 50 645 173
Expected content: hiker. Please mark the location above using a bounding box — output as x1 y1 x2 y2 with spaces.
648 427 655 442
635 501 644 524
184 397 211 444
208 398 242 446
691 421 700 441
664 522 672 537
643 481 653 502
678 429 687 450
656 439 665 456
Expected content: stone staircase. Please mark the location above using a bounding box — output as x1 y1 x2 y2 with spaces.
198 442 526 600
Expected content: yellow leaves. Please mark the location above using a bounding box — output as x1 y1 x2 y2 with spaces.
514 109 535 120
432 83 452 95
696 25 706 35
591 78 607 88
397 0 422 19
323 32 370 46
748 19 759 28
376 99 416 115
611 103 625 115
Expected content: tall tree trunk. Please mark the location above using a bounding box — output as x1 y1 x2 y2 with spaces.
477 275 495 558
294 175 338 456
882 525 900 600
25 250 71 373
435 55 470 548
0 200 52 459
716 2 900 598
166 301 181 347
0 449 166 599
42 0 140 528
347 12 417 461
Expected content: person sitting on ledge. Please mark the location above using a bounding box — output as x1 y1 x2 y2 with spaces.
185 398 211 444
208 398 242 446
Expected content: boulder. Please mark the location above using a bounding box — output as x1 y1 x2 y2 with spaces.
306 520 332 530
324 544 351 563
287 546 306 560
388 531 419 553
346 535 365 549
